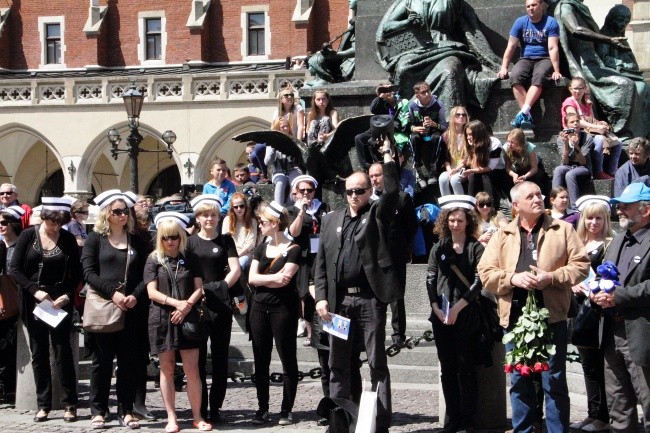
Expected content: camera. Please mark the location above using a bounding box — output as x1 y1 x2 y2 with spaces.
563 128 575 134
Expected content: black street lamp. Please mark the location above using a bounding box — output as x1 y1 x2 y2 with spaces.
107 82 177 193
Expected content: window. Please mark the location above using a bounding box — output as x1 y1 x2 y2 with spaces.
247 12 265 56
145 18 162 60
46 23 61 64
38 16 65 68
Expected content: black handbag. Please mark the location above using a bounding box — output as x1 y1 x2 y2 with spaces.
571 297 601 349
163 257 210 343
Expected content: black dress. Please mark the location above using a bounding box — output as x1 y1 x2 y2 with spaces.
143 253 204 354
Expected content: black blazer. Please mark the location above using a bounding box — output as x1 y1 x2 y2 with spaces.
314 161 401 307
604 231 650 367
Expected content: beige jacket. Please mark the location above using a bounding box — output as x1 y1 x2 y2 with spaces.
477 214 590 328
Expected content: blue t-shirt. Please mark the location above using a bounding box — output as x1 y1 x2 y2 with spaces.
510 15 559 58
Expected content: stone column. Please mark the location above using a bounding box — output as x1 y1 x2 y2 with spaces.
15 317 80 411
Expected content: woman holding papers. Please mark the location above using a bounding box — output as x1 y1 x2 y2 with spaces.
9 197 82 423
247 201 300 426
80 190 149 429
425 195 484 433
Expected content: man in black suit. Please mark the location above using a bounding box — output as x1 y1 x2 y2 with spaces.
369 161 418 345
594 182 650 433
314 138 398 433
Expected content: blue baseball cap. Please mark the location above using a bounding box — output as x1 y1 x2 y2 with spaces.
610 182 650 204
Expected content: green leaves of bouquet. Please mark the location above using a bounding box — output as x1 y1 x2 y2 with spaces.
502 290 555 375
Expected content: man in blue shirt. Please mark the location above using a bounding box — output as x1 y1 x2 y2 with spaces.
498 0 562 129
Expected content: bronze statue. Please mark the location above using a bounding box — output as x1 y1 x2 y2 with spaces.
554 1 650 141
306 1 356 86
376 0 501 112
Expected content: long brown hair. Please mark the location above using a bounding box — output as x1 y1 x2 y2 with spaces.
465 120 490 168
433 208 479 241
227 192 254 235
306 90 334 125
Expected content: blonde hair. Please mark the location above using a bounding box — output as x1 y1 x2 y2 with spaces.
151 220 188 263
576 202 614 243
93 199 134 236
259 203 290 231
444 106 469 164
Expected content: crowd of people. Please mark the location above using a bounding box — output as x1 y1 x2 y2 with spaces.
0 1 649 432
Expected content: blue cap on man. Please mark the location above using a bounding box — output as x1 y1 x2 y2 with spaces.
609 182 650 204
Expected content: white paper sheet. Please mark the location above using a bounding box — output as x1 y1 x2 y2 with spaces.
322 313 351 340
33 299 68 328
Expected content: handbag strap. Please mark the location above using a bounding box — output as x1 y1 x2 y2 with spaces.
34 225 68 287
265 243 299 274
120 234 131 290
450 264 472 290
161 255 182 301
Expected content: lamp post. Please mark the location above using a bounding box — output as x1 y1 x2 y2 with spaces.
107 82 177 193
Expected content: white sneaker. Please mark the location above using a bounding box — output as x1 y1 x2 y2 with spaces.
570 418 594 430
582 420 610 432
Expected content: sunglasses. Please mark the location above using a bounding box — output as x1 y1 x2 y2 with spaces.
298 188 314 194
0 191 14 196
162 235 180 241
0 220 10 226
477 203 492 208
455 113 468 117
232 204 246 210
110 208 130 216
259 220 272 226
345 188 368 197
282 94 294 98
76 211 89 215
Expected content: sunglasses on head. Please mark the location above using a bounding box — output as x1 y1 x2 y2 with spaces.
162 235 180 241
345 188 368 197
110 208 130 216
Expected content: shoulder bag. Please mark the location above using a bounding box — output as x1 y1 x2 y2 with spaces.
0 274 19 320
163 256 209 343
83 235 130 333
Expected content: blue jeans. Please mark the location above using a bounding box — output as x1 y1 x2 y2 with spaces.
505 321 570 433
592 135 622 176
552 165 591 211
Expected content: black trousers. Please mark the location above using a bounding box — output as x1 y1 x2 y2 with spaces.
0 317 17 396
354 130 380 171
432 311 478 429
25 312 78 411
249 304 299 413
390 298 406 342
87 327 142 416
200 301 233 420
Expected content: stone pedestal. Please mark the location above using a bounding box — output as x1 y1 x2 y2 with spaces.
15 317 80 411
437 343 508 430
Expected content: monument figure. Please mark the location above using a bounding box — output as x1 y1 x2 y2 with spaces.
553 1 650 141
376 0 502 112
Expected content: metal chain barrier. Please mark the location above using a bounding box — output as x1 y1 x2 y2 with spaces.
225 330 436 384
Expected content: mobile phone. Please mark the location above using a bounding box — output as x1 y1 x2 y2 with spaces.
563 128 575 134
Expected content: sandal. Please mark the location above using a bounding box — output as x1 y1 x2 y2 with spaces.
302 337 311 346
91 415 106 430
165 421 179 433
63 406 78 422
33 409 49 422
119 413 140 430
193 420 213 431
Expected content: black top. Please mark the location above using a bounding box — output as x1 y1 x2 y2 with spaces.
9 225 82 316
251 242 300 311
186 233 238 310
513 217 545 306
336 206 370 290
616 227 650 283
81 231 148 301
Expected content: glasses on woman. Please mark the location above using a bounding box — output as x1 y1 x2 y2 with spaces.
477 203 492 208
298 188 314 194
76 210 89 215
162 235 180 241
0 220 9 226
282 94 294 98
232 204 246 210
259 220 272 226
110 208 129 216
455 113 467 118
